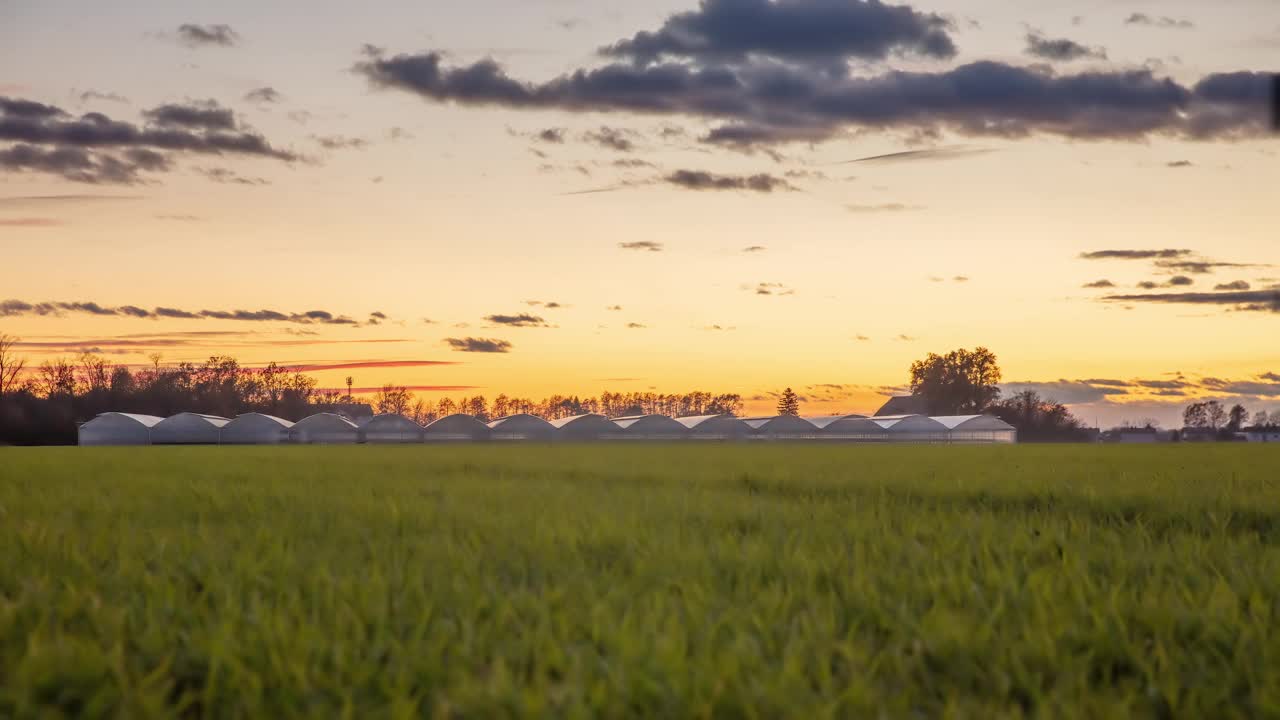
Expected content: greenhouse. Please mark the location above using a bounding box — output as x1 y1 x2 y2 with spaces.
424 414 492 442
289 413 359 444
873 415 950 443
220 413 293 445
359 414 426 444
743 415 821 440
816 416 890 441
613 415 689 441
678 414 752 441
77 413 163 446
932 415 1018 444
150 413 230 445
550 414 622 441
488 414 557 442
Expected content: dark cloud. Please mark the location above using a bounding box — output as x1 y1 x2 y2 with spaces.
599 0 958 65
80 91 129 105
1167 160 1193 168
1167 275 1194 287
1137 281 1159 290
840 146 994 164
176 24 240 48
1002 380 1130 404
1124 14 1194 30
607 305 623 311
1081 249 1192 260
626 322 648 329
1103 289 1280 313
524 300 564 309
355 48 1272 146
855 334 871 341
1215 281 1251 291
1024 33 1106 62
703 324 735 331
0 95 297 184
143 101 236 130
484 313 549 327
244 87 283 104
583 126 637 151
0 144 170 184
619 240 664 252
1083 279 1116 288
312 134 369 150
743 245 767 253
444 337 512 353
665 169 794 192
0 299 366 324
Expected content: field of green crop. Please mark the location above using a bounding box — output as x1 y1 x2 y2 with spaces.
2 445 1279 718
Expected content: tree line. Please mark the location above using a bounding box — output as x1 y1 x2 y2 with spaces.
0 334 745 444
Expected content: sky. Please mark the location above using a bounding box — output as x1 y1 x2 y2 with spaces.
1 0 1278 427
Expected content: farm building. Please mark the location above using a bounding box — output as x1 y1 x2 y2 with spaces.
221 414 293 445
289 413 359 444
488 414 557 442
813 415 889 441
613 415 689 440
876 395 928 417
424 414 491 442
1244 429 1280 443
359 414 426 444
551 414 622 441
150 413 230 445
743 415 820 440
932 415 1018 444
78 412 163 446
678 414 752 441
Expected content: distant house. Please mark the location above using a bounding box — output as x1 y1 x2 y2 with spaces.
1111 427 1173 444
1244 428 1280 443
1180 427 1218 443
875 395 928 417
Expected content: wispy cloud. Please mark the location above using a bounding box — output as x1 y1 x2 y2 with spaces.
0 299 371 325
284 360 458 372
0 218 61 227
840 146 993 164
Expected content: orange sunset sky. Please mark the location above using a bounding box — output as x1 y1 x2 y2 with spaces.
1 0 1278 426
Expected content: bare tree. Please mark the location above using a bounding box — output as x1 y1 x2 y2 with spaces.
373 384 413 415
0 333 26 397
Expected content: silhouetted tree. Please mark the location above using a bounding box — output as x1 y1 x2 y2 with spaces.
989 390 1089 442
909 347 1002 415
1227 404 1248 432
0 333 24 397
373 385 413 415
776 388 801 416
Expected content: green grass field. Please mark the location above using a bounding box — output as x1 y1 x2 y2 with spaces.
3 445 1280 718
